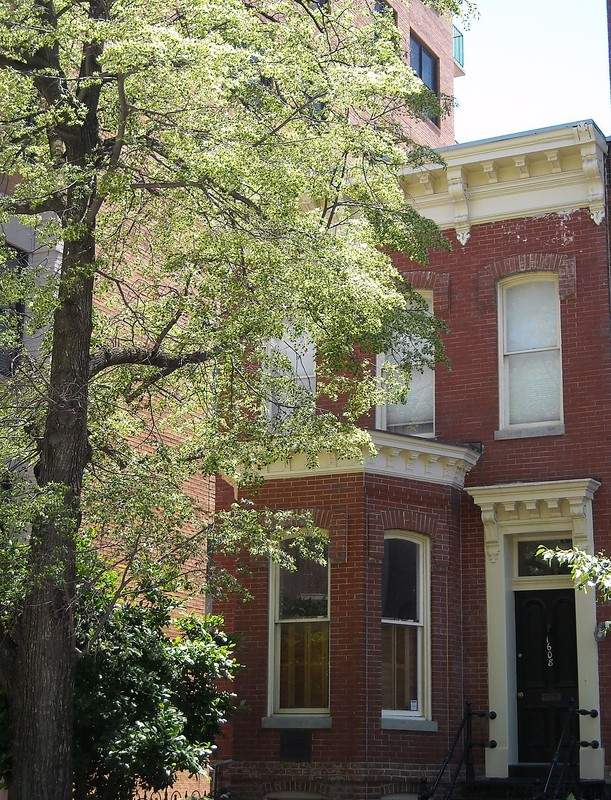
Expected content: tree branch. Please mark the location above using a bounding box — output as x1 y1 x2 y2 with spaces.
89 346 218 378
0 194 65 215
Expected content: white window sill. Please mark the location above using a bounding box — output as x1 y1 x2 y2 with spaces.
261 715 332 729
494 423 565 440
381 715 438 731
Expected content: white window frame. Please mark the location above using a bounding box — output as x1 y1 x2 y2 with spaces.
268 333 316 420
381 532 431 721
376 292 435 438
497 273 563 436
268 541 330 716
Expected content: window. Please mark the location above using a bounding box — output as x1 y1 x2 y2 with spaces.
382 535 429 717
409 35 438 94
273 541 329 712
409 34 439 124
515 537 572 580
377 293 434 437
269 333 316 420
0 247 27 377
499 275 562 433
374 0 398 25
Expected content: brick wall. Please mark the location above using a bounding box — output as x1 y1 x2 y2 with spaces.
393 207 611 760
215 470 476 798
400 0 457 147
214 206 611 798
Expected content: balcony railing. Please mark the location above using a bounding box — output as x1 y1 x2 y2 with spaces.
452 26 464 68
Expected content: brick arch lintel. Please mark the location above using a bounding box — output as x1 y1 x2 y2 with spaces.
477 253 577 309
260 781 329 798
403 270 451 313
295 507 347 564
379 509 438 537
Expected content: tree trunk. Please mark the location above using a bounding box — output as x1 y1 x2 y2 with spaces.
5 220 95 800
8 571 76 800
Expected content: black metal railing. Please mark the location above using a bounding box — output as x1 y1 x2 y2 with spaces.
419 701 497 800
537 702 599 800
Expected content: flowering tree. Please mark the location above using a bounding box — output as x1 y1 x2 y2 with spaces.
0 0 470 796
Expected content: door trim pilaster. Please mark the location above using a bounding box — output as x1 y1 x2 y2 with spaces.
466 479 603 779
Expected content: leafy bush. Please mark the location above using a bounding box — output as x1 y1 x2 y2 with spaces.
73 591 238 800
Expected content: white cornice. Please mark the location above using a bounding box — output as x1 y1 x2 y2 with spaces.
466 478 601 557
400 121 608 243
261 431 481 489
465 478 601 509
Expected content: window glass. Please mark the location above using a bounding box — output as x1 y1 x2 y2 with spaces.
382 624 418 710
274 336 316 390
505 281 558 352
421 48 436 93
280 621 329 709
382 538 419 621
379 294 434 436
517 539 572 577
508 350 561 424
409 38 422 76
386 368 434 435
275 541 329 712
500 276 562 429
382 536 426 715
279 550 328 619
409 35 438 94
269 333 316 420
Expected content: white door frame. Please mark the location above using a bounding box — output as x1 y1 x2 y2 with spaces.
466 479 604 779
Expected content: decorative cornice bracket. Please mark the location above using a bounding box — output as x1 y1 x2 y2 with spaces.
447 166 471 246
580 141 605 225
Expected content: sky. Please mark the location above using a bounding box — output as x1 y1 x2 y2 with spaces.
453 0 611 144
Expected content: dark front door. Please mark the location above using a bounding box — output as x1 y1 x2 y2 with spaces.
515 588 578 763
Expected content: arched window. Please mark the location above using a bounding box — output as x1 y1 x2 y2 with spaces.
382 534 430 718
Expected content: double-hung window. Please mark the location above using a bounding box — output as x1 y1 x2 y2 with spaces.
377 293 434 436
273 541 329 713
382 534 429 717
269 334 316 420
499 274 563 433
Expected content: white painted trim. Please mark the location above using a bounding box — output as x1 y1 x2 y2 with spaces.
382 532 432 720
376 291 435 438
258 431 481 489
497 273 563 434
398 121 607 240
268 540 331 716
466 479 603 779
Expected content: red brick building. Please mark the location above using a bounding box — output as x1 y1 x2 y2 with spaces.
213 30 611 799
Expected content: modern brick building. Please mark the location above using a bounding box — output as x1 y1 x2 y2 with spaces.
212 6 611 794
